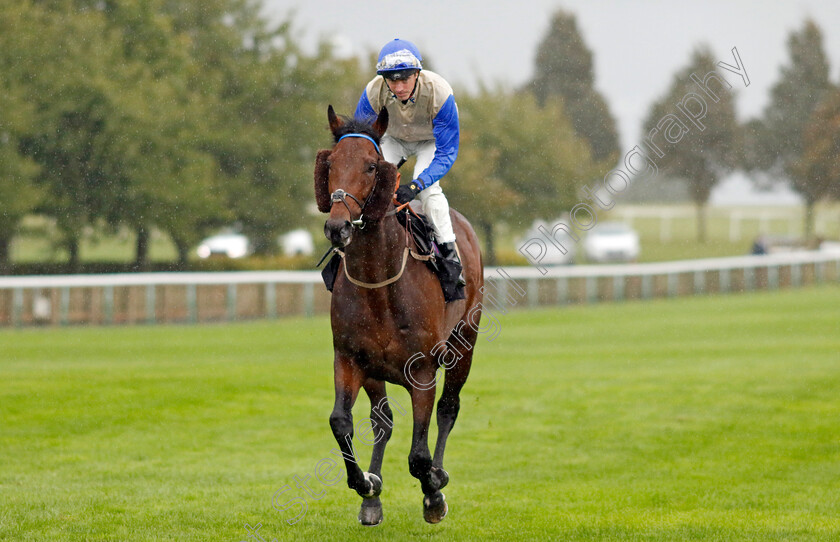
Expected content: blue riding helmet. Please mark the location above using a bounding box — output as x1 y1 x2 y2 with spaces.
376 39 423 78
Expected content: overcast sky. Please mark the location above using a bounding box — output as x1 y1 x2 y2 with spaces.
261 0 840 151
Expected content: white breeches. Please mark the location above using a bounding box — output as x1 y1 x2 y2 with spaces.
381 135 457 244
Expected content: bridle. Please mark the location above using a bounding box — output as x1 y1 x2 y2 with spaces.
328 133 383 230
330 188 369 229
321 132 434 288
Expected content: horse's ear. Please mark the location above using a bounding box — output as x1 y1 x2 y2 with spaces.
314 149 332 213
327 105 344 136
371 107 389 139
364 159 398 222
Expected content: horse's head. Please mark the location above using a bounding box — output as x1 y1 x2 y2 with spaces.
314 105 397 248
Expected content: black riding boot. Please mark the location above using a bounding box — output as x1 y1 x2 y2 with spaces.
437 241 466 302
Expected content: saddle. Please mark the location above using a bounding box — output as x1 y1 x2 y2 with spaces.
320 204 443 293
395 204 438 265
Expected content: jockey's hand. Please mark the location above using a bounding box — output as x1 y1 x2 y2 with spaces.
395 181 422 204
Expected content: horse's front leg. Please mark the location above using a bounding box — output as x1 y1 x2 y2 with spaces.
356 379 394 526
329 355 382 504
407 374 449 523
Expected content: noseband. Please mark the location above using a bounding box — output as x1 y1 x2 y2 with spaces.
328 133 384 229
330 188 368 228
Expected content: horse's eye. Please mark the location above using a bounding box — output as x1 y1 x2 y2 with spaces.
367 163 376 173
325 161 332 168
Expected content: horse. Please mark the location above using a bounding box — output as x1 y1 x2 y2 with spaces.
313 105 484 525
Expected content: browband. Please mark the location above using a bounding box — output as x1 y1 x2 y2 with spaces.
337 133 382 156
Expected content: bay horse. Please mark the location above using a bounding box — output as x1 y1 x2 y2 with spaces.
314 105 483 525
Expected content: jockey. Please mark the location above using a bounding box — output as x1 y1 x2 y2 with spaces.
355 38 465 301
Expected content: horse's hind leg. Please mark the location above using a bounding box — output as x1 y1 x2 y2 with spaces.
433 340 475 474
329 356 382 512
357 379 395 526
423 336 476 523
404 370 451 524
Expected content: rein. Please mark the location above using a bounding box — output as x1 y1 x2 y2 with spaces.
333 246 433 289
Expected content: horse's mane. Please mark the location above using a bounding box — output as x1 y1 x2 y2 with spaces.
332 116 382 144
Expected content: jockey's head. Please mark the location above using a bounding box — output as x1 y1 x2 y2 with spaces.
376 39 422 100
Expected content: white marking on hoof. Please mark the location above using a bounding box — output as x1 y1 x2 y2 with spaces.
362 472 382 498
423 492 448 524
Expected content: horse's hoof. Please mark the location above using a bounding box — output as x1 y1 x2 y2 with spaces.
423 492 448 524
359 496 383 526
358 472 382 498
430 466 449 490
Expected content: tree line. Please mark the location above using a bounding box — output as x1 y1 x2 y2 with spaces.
1 0 365 272
644 19 840 241
1 3 838 272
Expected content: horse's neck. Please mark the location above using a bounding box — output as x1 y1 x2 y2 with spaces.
342 215 406 285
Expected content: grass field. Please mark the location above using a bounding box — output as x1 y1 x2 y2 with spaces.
1 286 839 541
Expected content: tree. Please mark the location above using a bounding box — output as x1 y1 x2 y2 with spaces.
748 20 833 237
152 3 369 259
443 119 517 267
529 9 620 163
15 0 288 267
12 4 124 271
176 3 367 256
446 89 598 264
0 2 43 272
794 88 840 236
94 0 230 268
641 46 741 243
3 0 381 270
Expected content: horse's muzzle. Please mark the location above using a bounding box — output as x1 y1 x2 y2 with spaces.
324 218 353 248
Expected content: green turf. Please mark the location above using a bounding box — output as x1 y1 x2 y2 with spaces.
1 286 839 541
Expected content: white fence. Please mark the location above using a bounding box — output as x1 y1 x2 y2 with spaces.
1 251 838 327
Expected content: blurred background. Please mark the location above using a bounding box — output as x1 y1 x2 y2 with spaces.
2 0 839 274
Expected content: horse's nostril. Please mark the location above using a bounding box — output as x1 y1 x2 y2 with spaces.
325 219 353 246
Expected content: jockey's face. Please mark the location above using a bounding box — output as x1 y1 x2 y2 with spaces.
385 71 418 101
